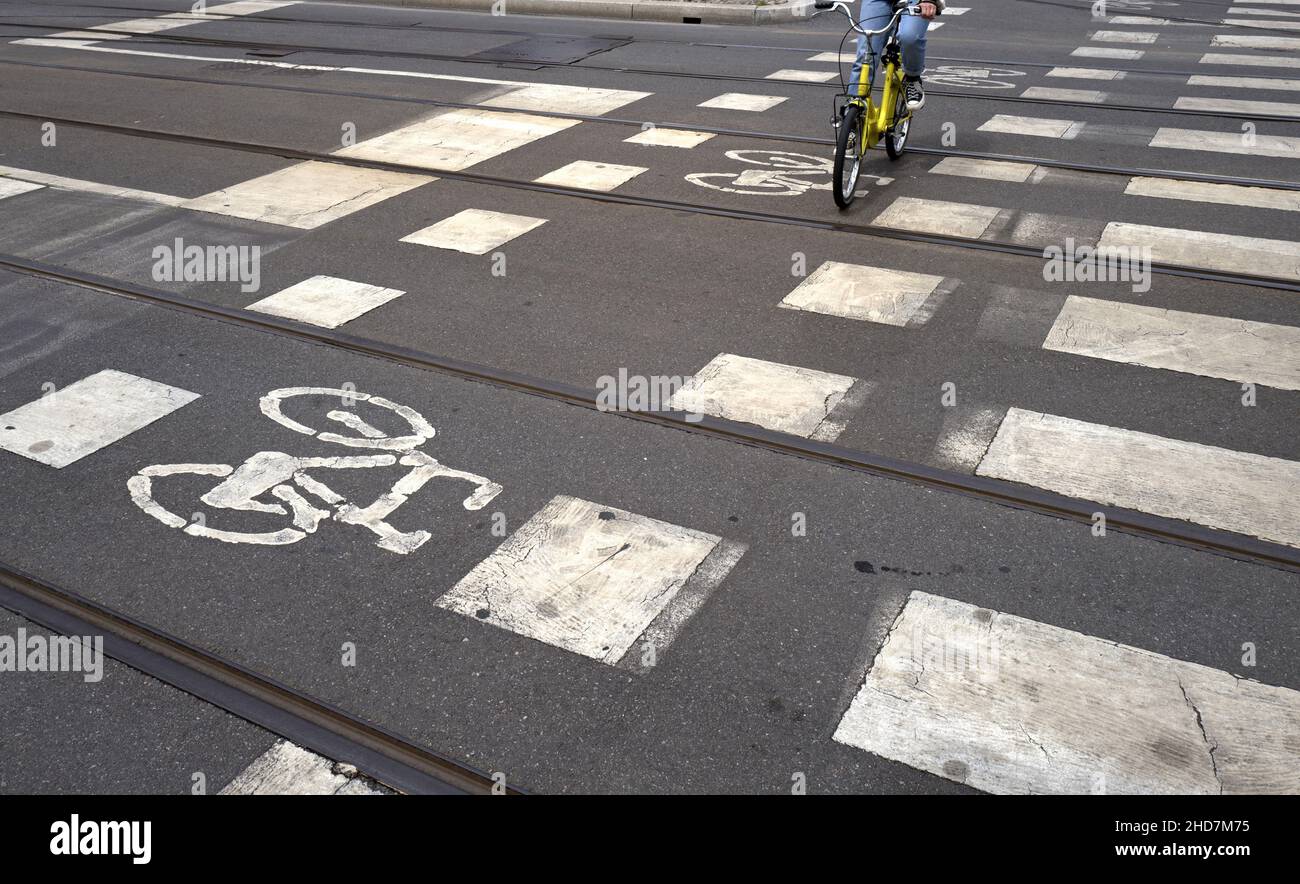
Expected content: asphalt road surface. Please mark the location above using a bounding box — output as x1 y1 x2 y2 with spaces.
0 0 1297 796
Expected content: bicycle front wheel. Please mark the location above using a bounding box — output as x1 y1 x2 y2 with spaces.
885 86 911 160
833 103 863 209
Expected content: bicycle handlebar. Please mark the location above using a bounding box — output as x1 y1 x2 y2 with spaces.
811 1 924 37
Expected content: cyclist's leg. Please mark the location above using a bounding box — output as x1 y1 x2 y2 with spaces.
848 0 895 97
897 12 930 78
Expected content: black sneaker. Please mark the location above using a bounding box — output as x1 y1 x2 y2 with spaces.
904 77 925 111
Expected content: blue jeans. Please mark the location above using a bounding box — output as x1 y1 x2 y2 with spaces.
848 0 930 95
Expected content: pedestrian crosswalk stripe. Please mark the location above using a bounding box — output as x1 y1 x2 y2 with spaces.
335 109 579 172
0 178 43 200
1174 95 1300 116
19 0 299 47
1072 46 1145 59
220 740 383 795
0 370 199 469
1189 74 1300 91
1149 127 1300 158
1047 66 1126 80
806 51 856 63
479 83 650 116
779 261 950 326
182 161 432 230
1224 17 1300 28
400 208 546 255
873 196 1002 238
1091 30 1160 43
766 69 838 82
669 353 861 441
533 160 647 192
1044 295 1300 390
978 113 1084 138
930 156 1038 182
976 408 1300 548
437 495 744 668
1100 221 1300 281
1126 175 1300 212
697 93 788 112
835 590 1300 794
0 164 185 206
1228 6 1300 15
1021 86 1108 102
1200 51 1300 68
624 127 714 148
246 276 405 329
1212 33 1300 48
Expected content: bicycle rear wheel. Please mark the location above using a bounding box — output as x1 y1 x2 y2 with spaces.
832 103 863 209
885 86 911 160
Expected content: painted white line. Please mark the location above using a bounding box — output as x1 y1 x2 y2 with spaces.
246 276 405 329
1044 295 1300 390
438 495 740 666
1101 220 1300 281
945 6 969 13
1021 86 1108 102
1189 74 1300 91
668 353 859 440
779 261 947 326
1228 6 1300 15
1072 46 1145 59
807 51 856 63
182 161 432 230
623 127 714 148
0 178 43 200
0 164 185 206
1232 0 1300 5
872 196 1001 238
0 369 199 468
336 109 577 171
478 82 650 116
978 114 1085 139
1174 95 1300 116
1126 175 1300 212
1108 15 1170 24
835 591 1300 794
766 68 838 82
220 740 383 795
928 20 945 29
1212 33 1300 49
6 41 651 117
930 156 1038 182
1224 17 1300 28
1091 30 1160 43
533 160 646 192
933 405 1006 471
1150 127 1300 159
1047 66 1125 80
1200 52 1300 69
400 208 546 255
977 408 1300 547
697 93 788 112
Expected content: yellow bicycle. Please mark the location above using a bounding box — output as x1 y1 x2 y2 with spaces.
813 0 922 208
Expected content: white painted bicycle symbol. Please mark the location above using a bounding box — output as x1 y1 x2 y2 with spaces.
923 65 1027 90
128 387 502 555
686 150 893 197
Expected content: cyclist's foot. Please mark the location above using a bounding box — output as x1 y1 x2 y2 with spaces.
904 76 925 111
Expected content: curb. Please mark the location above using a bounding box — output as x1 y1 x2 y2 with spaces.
317 0 819 26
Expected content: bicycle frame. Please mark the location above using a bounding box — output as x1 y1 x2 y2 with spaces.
818 2 919 154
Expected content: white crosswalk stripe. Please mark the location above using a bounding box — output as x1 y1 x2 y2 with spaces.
836 591 1300 794
669 353 862 441
779 261 952 326
1043 296 1300 390
220 740 384 795
1188 74 1300 91
976 408 1300 548
437 495 745 669
246 276 405 328
1200 51 1300 68
0 370 199 468
1100 221 1300 281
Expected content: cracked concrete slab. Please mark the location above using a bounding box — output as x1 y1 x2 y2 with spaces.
834 591 1300 794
